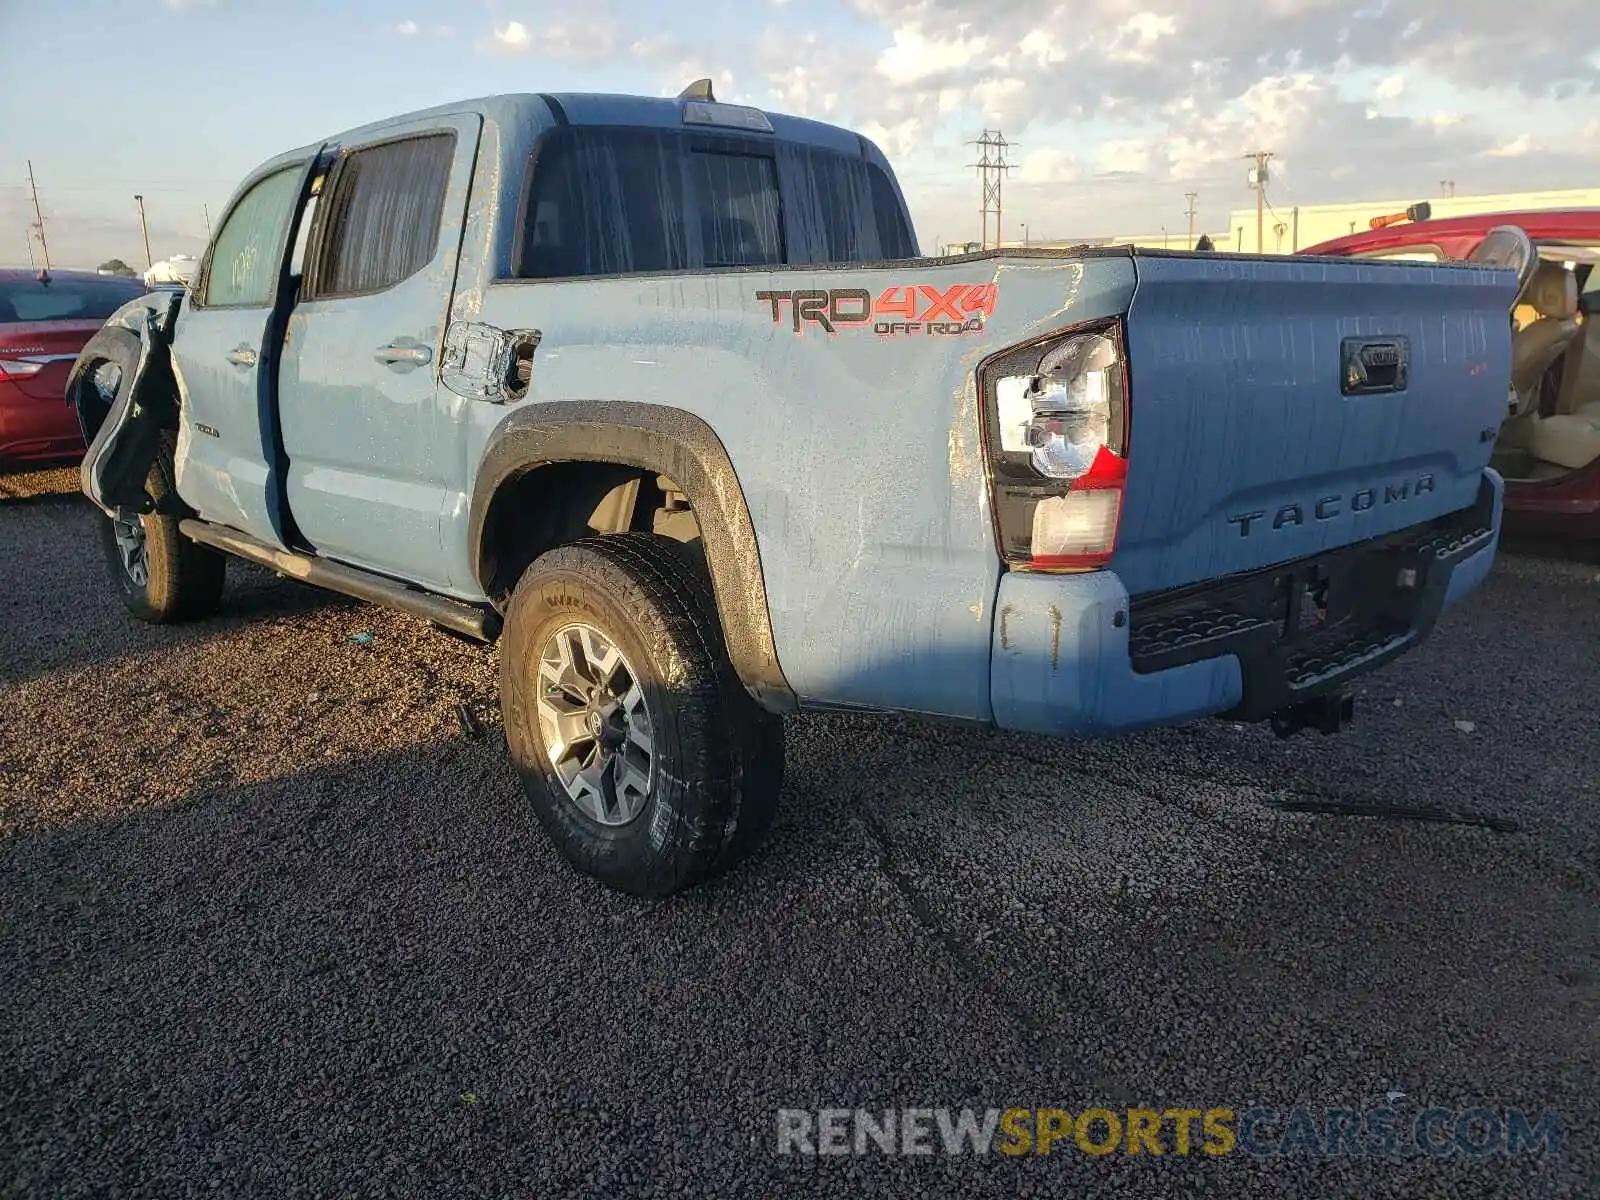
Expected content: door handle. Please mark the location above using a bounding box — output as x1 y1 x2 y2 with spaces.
374 343 433 367
225 344 257 367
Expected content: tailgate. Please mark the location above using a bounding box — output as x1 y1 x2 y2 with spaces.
1112 252 1516 596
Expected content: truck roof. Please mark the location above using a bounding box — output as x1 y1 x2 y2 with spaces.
284 91 881 171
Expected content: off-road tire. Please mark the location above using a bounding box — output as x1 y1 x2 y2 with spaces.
99 433 226 623
500 533 785 896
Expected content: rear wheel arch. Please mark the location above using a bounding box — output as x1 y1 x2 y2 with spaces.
470 402 796 714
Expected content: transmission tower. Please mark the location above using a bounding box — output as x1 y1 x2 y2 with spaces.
969 130 1012 250
1184 191 1198 245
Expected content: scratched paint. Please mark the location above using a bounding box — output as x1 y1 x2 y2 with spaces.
462 252 1135 718
1112 253 1517 596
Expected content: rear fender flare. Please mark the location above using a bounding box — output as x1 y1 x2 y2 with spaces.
469 401 796 713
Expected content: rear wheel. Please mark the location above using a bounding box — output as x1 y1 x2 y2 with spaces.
499 533 784 896
98 434 226 624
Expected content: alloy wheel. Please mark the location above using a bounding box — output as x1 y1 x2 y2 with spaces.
535 622 655 826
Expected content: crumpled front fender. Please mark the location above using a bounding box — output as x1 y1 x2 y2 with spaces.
71 292 185 515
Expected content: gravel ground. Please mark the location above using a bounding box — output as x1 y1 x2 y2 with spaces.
2 466 1596 1198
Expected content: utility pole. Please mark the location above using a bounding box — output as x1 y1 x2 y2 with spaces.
968 130 1012 250
1244 152 1273 253
134 194 153 269
1021 222 1029 246
1184 191 1198 245
26 159 50 272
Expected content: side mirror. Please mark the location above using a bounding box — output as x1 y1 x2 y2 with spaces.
1580 290 1600 318
1405 202 1433 223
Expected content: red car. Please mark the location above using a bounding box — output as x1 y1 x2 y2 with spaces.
1302 209 1600 538
1 268 150 467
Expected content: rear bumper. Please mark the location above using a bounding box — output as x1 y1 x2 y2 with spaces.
991 469 1502 737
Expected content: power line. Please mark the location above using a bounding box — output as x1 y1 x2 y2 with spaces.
1243 150 1274 254
1 176 237 188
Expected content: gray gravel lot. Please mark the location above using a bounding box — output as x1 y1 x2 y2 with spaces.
2 466 1597 1198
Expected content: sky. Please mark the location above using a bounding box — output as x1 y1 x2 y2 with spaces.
3 0 1598 267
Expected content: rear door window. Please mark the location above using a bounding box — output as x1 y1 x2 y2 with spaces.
307 133 455 298
0 276 144 323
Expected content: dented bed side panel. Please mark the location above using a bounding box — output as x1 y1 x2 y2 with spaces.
446 255 1138 722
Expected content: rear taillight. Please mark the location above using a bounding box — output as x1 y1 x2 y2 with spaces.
0 357 46 379
978 318 1129 571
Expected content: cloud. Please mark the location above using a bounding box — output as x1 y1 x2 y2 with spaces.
1018 148 1081 184
163 0 215 8
766 59 840 118
1485 133 1532 157
396 19 418 35
1018 29 1067 68
857 118 924 160
876 25 989 85
479 18 617 62
490 19 530 50
1112 11 1178 62
449 1 1600 242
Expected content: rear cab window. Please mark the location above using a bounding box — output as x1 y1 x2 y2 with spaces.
692 150 784 268
514 124 915 279
0 276 145 323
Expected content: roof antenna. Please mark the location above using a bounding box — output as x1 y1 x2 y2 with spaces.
678 78 715 102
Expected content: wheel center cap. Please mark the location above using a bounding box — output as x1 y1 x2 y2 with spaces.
588 710 604 737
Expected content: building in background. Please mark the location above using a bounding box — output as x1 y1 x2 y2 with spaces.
143 254 198 288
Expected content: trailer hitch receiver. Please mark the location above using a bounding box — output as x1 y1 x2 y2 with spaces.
1269 692 1355 738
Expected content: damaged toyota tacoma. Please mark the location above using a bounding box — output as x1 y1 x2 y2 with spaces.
70 83 1516 896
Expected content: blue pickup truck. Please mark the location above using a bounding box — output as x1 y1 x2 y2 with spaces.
70 83 1518 895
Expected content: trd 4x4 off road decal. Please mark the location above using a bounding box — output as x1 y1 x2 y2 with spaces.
755 284 997 336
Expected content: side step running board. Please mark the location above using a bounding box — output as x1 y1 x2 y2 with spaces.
178 519 502 643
